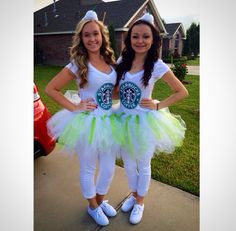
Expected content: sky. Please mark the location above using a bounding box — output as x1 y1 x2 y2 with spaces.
34 0 199 30
154 0 199 30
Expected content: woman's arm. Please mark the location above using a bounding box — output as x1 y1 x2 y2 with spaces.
139 70 188 110
45 68 97 112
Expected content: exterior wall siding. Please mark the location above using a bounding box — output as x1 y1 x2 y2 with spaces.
34 33 126 65
34 34 72 66
115 31 126 57
162 31 184 58
34 32 165 66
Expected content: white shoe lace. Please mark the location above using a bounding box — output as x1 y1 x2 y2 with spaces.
132 205 142 215
95 207 104 219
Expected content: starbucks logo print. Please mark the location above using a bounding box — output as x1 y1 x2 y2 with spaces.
119 82 141 109
96 83 114 110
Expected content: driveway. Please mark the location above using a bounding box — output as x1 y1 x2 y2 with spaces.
34 146 199 231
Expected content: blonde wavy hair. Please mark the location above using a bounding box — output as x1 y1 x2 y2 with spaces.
69 19 116 88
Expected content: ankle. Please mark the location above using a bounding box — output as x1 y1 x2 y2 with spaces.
132 192 137 198
88 196 99 209
96 194 105 205
135 202 144 206
89 205 98 210
135 200 144 206
135 194 144 205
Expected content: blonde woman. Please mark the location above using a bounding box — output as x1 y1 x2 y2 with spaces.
45 10 120 226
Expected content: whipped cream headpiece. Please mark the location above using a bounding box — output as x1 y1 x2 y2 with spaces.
82 10 98 21
137 13 154 25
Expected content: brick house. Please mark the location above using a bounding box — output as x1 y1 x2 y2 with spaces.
162 23 186 58
34 0 167 66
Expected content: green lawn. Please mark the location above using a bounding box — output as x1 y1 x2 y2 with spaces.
34 65 199 196
34 65 77 114
186 57 200 66
151 74 199 195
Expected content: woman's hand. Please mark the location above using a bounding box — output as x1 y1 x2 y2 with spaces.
74 98 97 111
139 98 158 110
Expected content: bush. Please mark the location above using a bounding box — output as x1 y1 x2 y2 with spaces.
163 56 187 64
180 56 188 62
171 60 188 82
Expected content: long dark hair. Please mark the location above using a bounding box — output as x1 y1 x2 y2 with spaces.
116 20 161 87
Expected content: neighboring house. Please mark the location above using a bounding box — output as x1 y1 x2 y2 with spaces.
162 23 186 58
34 0 167 66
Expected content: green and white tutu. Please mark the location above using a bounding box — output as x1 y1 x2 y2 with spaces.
47 109 123 157
113 105 186 159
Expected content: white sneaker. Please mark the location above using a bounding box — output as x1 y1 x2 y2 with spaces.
121 195 136 212
129 203 144 224
100 200 117 217
87 206 109 226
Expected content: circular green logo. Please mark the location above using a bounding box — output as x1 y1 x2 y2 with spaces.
119 81 141 109
96 83 114 110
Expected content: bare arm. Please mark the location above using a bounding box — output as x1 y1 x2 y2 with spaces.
139 70 188 110
45 68 97 112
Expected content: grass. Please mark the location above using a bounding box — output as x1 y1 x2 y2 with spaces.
34 65 199 196
151 74 199 195
186 57 200 66
34 65 77 114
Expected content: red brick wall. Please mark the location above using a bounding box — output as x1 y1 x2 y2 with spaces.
34 33 125 65
115 31 126 57
34 30 163 66
34 34 72 66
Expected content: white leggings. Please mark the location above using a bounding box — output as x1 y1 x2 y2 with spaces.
121 150 152 197
77 151 116 199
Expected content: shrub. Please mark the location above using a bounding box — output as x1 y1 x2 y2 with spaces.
171 60 188 82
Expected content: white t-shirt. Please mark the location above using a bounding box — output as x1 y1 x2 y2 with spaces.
118 59 170 114
66 61 117 114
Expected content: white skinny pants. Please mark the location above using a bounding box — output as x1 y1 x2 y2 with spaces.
121 150 152 197
77 150 116 199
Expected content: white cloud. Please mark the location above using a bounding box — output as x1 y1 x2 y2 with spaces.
34 0 56 12
154 0 199 18
154 0 199 30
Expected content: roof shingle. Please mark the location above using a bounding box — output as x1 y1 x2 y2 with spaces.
34 0 147 34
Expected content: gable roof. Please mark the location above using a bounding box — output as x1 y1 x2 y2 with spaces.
164 22 186 38
34 0 166 35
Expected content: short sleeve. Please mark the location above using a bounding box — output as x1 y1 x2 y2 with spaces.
65 60 79 77
152 59 170 80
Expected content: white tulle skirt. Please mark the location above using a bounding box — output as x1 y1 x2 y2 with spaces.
47 109 123 158
113 106 186 160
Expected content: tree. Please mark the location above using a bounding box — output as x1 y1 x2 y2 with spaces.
108 23 117 59
183 22 199 57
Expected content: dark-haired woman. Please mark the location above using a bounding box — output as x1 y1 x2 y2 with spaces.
115 13 188 224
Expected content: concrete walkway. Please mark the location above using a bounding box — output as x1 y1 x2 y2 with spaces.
34 147 199 231
187 65 199 75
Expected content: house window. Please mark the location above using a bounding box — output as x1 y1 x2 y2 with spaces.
175 33 179 49
175 39 179 48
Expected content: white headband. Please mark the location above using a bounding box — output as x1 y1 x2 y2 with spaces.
82 10 98 21
137 13 154 25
